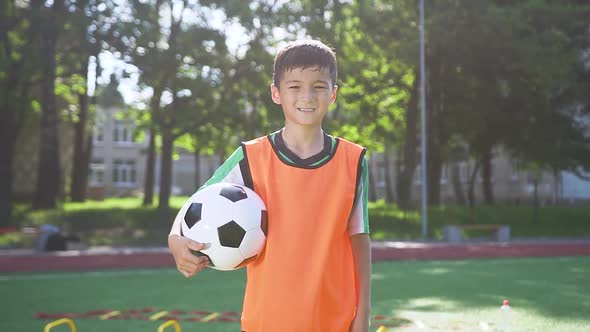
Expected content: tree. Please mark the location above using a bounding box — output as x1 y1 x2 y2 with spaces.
64 0 115 202
32 0 65 210
292 0 421 205
0 0 40 224
110 0 233 209
498 1 590 179
411 0 590 206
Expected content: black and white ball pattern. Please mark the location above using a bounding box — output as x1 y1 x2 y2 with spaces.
176 183 268 271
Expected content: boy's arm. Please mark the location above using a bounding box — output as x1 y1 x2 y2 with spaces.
168 205 208 277
168 146 247 277
350 233 371 332
349 154 371 331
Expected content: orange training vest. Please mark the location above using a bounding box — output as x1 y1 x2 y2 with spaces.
241 135 365 332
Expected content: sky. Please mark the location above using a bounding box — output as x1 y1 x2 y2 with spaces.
89 10 249 107
89 2 294 108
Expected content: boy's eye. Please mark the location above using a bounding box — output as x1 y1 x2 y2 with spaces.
315 86 328 89
288 86 300 89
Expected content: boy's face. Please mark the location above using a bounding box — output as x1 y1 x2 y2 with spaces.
271 66 338 129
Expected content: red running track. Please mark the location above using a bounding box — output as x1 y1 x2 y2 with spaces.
1 241 590 273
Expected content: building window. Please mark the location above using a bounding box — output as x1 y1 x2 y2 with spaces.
93 126 104 143
440 166 448 185
458 162 469 183
113 120 135 144
89 158 105 186
113 159 137 186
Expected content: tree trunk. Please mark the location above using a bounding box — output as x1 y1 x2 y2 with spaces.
1 46 27 224
82 131 93 195
383 149 395 203
207 154 216 176
532 177 539 223
193 145 201 189
396 76 419 209
425 82 442 206
467 160 481 223
0 64 30 224
426 151 442 206
552 169 560 205
450 162 466 205
143 85 164 206
467 160 481 209
424 48 450 207
70 79 90 201
0 104 17 226
217 147 228 163
481 147 495 205
33 3 62 210
142 124 156 206
158 130 174 210
368 158 377 202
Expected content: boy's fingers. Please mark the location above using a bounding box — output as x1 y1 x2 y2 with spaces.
182 252 200 266
193 256 209 268
179 268 192 278
178 258 209 277
181 253 209 268
186 240 205 252
182 244 209 264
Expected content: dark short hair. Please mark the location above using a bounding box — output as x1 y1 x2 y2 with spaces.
272 40 337 88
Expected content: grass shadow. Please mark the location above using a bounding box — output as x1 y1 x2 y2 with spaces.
372 257 590 323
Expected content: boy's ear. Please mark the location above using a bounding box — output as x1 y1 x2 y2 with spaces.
330 85 339 105
270 84 281 104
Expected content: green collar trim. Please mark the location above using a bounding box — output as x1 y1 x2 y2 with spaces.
268 129 338 169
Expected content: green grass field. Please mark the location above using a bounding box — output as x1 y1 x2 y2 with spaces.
1 257 589 332
4 197 590 249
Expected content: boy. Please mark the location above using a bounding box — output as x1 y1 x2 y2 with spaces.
168 39 371 332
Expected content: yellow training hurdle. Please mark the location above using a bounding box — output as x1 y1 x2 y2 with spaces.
44 318 77 332
40 317 388 332
157 319 181 332
42 317 182 332
40 316 394 332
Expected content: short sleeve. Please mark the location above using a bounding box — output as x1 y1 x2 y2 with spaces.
197 146 246 192
347 154 369 235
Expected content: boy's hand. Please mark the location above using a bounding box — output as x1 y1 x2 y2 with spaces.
168 234 209 277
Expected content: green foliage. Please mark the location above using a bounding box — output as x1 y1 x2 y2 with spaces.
368 200 590 240
424 0 590 175
96 74 125 108
8 197 186 247
4 0 590 220
292 0 417 151
5 199 590 248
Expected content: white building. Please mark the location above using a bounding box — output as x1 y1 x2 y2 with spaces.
88 106 148 198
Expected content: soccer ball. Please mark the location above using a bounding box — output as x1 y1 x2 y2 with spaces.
176 183 268 271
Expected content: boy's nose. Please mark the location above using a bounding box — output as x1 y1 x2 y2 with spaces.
301 88 317 100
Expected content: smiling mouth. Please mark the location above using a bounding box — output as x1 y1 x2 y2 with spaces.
297 108 316 112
